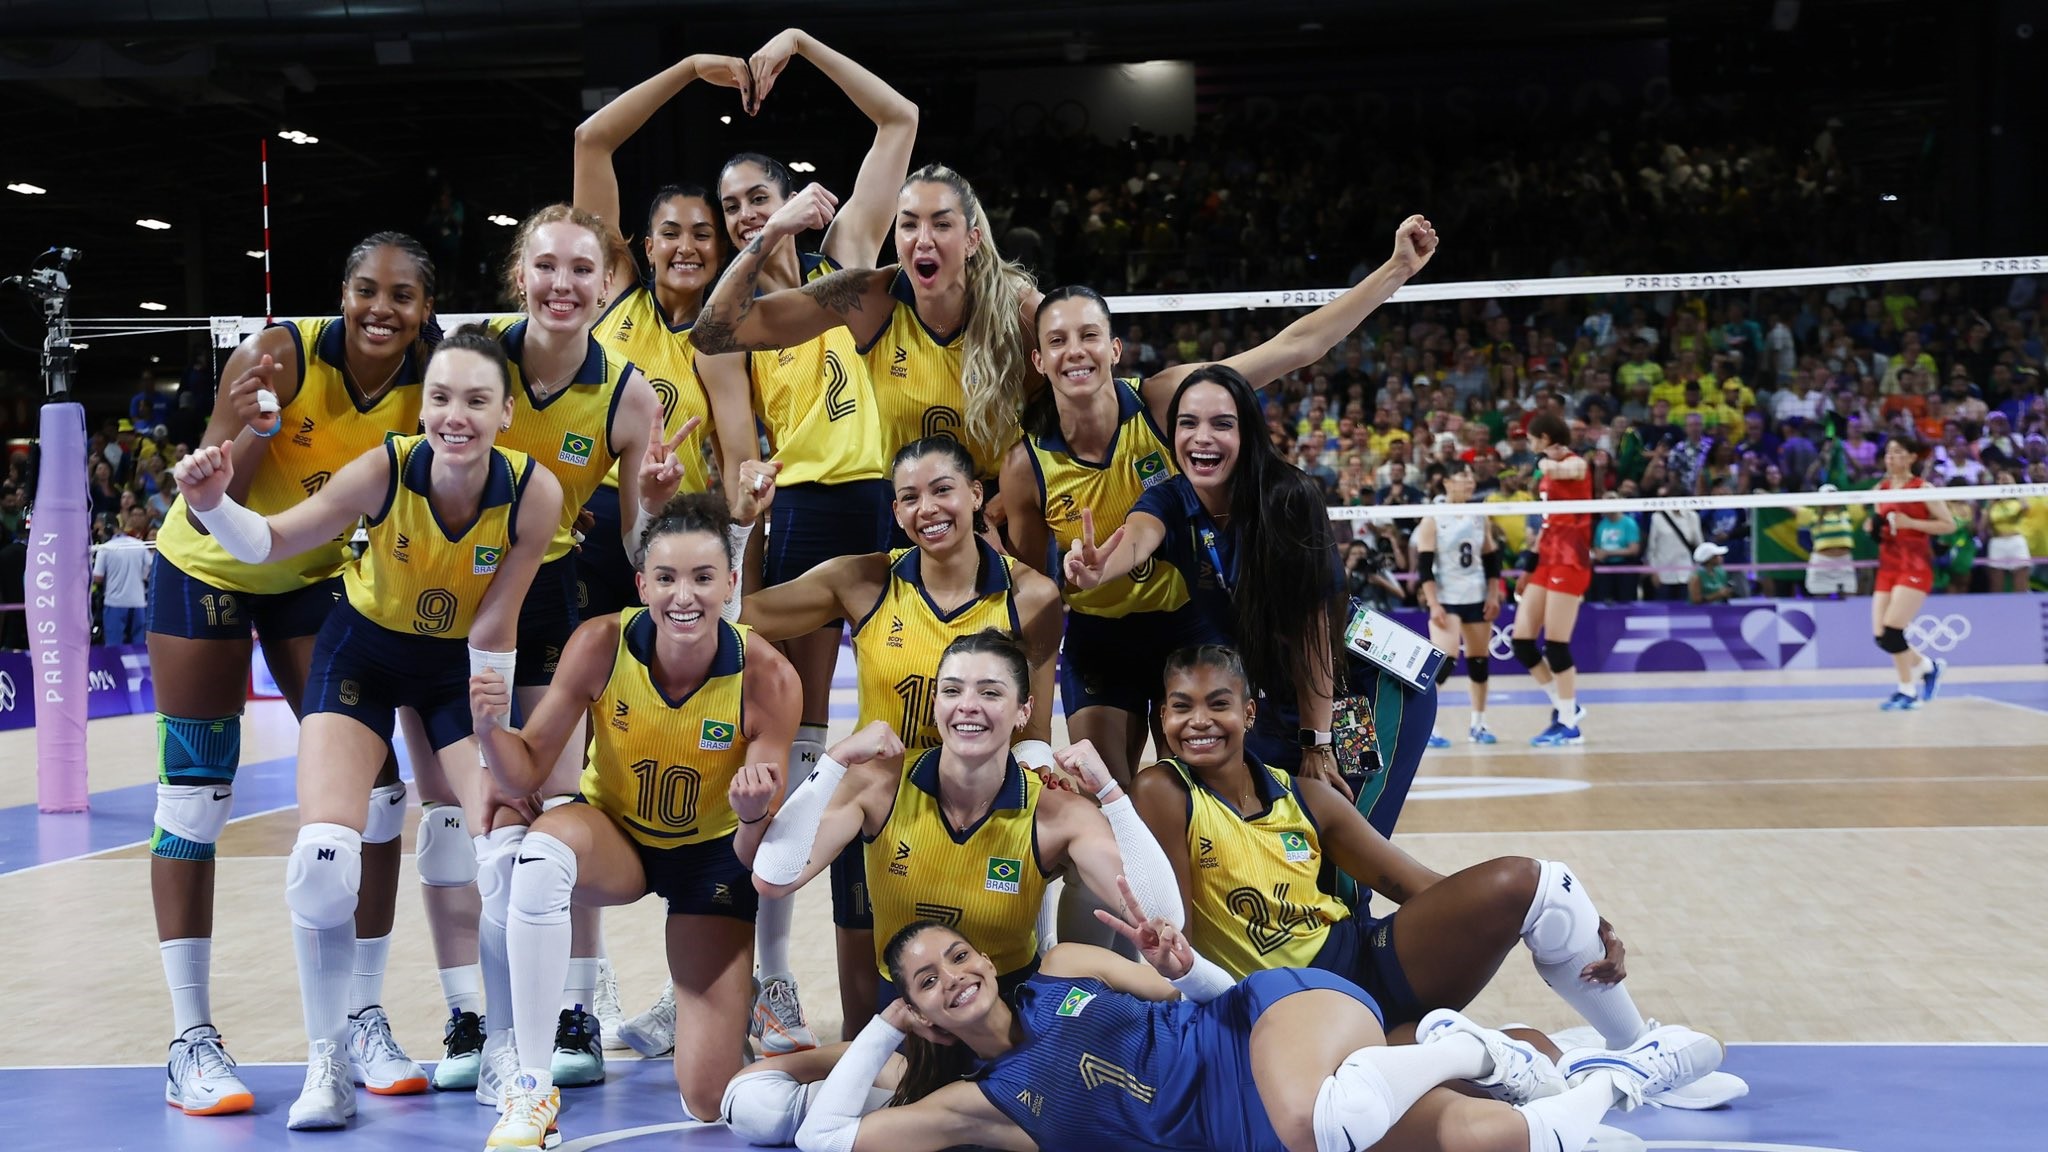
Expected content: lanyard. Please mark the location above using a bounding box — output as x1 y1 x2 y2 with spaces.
1197 520 1232 596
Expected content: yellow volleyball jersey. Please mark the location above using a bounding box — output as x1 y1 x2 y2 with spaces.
749 253 885 487
1024 378 1190 618
1989 497 2027 538
849 539 1023 751
1164 757 1351 980
491 317 633 562
158 317 423 594
858 270 1011 480
580 611 752 847
591 282 714 496
344 435 532 638
867 748 1050 976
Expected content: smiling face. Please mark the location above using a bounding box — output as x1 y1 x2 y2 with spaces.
934 649 1028 761
340 244 432 364
1160 660 1252 771
1033 295 1119 401
635 528 734 644
1173 381 1241 491
518 221 606 335
895 180 977 295
718 160 788 252
892 924 999 1030
645 193 720 298
419 348 512 461
893 449 980 558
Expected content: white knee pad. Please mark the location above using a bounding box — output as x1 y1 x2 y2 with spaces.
722 1070 814 1146
474 825 527 914
508 831 577 926
416 803 479 887
154 782 232 847
286 823 363 931
363 782 408 845
1521 859 1601 965
1313 1055 1395 1152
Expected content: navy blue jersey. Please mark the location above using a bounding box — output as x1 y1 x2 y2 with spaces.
972 968 1381 1152
1131 476 1235 648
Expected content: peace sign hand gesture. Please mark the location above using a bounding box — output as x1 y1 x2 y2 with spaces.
1093 875 1193 980
637 412 703 517
1061 509 1125 591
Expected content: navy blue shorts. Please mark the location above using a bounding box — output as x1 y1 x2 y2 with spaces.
574 485 641 621
147 551 340 647
1444 600 1487 625
829 839 872 930
877 957 1037 1014
1309 912 1423 1027
518 555 581 686
636 832 758 921
303 600 474 750
764 480 893 610
1057 606 1216 717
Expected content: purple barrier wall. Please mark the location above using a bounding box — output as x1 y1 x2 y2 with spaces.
0 644 155 732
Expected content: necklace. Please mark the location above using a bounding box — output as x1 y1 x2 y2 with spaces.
345 352 405 405
530 364 576 400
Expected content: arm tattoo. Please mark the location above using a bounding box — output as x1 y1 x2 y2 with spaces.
693 235 778 354
799 269 874 317
1376 874 1409 903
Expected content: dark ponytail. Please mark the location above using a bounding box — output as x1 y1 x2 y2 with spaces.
342 230 441 355
890 436 989 536
1024 285 1116 440
881 921 977 1106
642 489 735 569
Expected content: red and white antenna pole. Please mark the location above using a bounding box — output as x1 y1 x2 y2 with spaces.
261 136 274 323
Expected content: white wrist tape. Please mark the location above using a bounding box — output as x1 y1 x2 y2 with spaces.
722 519 755 623
191 495 273 564
256 388 280 415
468 646 518 730
1011 739 1055 772
1169 948 1235 1003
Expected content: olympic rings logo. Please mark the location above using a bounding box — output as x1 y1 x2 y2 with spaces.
1906 614 1972 652
1488 625 1516 660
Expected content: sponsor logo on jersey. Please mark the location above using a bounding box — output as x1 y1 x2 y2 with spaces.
473 544 503 575
700 719 735 751
559 431 595 467
887 615 905 649
1279 829 1313 863
610 700 630 733
985 856 1023 894
393 533 410 563
889 839 911 877
292 416 316 448
617 315 635 335
1198 835 1219 869
891 345 909 379
1134 450 1170 489
1056 987 1096 1018
1014 1087 1044 1117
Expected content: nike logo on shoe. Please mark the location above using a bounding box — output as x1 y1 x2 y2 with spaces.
211 790 230 800
516 856 543 864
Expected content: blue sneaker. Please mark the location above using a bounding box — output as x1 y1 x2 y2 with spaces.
1880 691 1921 711
1469 724 1498 745
1920 657 1945 702
1427 733 1452 749
1533 723 1585 747
1529 720 1565 746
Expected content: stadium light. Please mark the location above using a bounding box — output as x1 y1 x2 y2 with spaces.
488 214 518 227
7 182 46 195
136 218 171 230
139 301 167 311
245 250 265 259
278 130 320 145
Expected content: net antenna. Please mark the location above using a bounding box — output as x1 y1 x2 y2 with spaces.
1 246 83 398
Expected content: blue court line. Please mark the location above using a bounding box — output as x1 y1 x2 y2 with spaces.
1438 680 2048 710
0 755 304 877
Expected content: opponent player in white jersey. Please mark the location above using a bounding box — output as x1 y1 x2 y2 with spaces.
1414 462 1502 746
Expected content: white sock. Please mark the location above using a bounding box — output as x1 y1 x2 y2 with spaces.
1525 861 1646 1049
1315 1035 1490 1152
756 724 826 981
1518 1070 1623 1152
511 906 573 1074
1897 680 1917 696
1914 653 1933 676
161 938 212 1036
477 832 518 1049
1471 710 1486 728
1556 696 1578 724
293 921 355 1052
350 934 390 1015
439 964 484 1017
563 956 600 1012
1539 678 1562 709
1354 1031 1490 1102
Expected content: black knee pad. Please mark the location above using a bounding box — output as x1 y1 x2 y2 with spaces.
1466 655 1490 684
1544 641 1575 674
1436 659 1453 686
1877 627 1909 654
1511 637 1543 671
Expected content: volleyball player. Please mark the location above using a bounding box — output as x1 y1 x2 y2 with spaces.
787 906 1721 1152
694 30 919 1047
570 45 760 1058
1415 462 1503 746
731 438 1064 1029
170 329 563 1130
745 631 1183 1030
467 492 800 1146
1869 436 1955 709
148 232 435 1116
474 203 697 1095
1512 411 1594 746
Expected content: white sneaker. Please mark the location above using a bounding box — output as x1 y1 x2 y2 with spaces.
164 1025 255 1116
1417 1008 1565 1104
486 1071 562 1149
348 1006 429 1095
618 984 677 1059
595 959 628 1051
475 1031 521 1108
752 974 818 1055
1550 1022 1748 1109
1562 1024 1724 1111
285 1040 357 1130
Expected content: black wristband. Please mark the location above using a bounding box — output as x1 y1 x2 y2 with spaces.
1416 550 1436 579
1482 550 1503 578
738 811 769 825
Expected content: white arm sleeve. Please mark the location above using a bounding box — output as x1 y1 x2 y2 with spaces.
1168 946 1235 1004
1099 795 1183 930
722 519 756 623
468 647 518 730
795 1015 905 1152
751 754 850 886
190 494 274 565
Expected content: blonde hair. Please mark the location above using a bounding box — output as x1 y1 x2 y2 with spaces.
904 164 1036 455
499 202 635 308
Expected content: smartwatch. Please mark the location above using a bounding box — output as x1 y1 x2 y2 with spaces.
1297 728 1333 750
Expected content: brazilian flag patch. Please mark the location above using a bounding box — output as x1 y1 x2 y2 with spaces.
699 719 735 751
472 544 503 575
1056 987 1096 1018
985 856 1023 894
1134 450 1169 489
559 431 595 467
1278 829 1313 863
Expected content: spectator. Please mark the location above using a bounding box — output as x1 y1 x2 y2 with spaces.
1688 542 1738 603
1796 484 1861 597
1591 496 1642 602
1298 439 1339 494
1444 346 1491 407
1343 538 1403 610
1984 469 2033 592
0 522 23 649
1669 413 1712 493
1773 368 1828 423
1374 460 1424 506
88 458 121 522
1645 496 1704 601
0 482 22 538
93 505 153 645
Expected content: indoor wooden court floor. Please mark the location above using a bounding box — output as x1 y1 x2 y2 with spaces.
3 658 2045 1151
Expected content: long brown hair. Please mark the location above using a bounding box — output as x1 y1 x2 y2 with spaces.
882 920 978 1106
